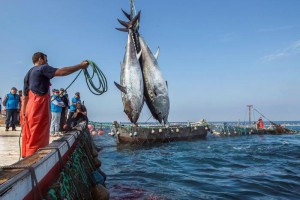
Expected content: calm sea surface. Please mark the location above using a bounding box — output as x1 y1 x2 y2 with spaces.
95 124 300 200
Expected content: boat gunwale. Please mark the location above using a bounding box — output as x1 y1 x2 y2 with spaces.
0 130 81 199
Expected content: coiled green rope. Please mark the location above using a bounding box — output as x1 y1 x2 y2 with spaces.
64 60 108 95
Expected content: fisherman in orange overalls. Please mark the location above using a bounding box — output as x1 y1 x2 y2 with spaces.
258 117 265 129
21 52 89 157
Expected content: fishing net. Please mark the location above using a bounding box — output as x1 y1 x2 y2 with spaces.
45 130 102 200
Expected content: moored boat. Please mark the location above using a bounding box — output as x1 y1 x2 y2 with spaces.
113 121 210 144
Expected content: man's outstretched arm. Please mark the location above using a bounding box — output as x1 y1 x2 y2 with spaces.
54 61 89 76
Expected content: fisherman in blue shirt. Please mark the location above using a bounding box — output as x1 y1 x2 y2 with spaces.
3 87 20 131
68 92 81 119
50 89 65 136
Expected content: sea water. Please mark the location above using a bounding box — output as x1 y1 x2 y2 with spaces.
95 123 300 199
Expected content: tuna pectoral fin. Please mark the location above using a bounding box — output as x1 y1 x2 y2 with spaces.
137 50 142 59
114 82 127 94
154 47 160 60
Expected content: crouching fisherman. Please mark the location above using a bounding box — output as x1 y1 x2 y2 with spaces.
63 101 88 131
21 52 89 157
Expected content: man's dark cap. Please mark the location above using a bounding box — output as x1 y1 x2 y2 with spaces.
11 87 17 90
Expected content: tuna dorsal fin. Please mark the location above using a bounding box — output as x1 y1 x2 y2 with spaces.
114 82 127 94
166 81 168 88
116 28 128 32
137 50 142 59
154 47 160 60
122 9 131 20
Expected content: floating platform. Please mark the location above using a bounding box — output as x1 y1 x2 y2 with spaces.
211 123 299 137
113 121 210 144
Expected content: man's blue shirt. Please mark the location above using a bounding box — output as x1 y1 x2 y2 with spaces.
24 65 58 96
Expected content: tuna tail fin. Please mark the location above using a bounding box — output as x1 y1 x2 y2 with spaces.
122 9 131 20
117 11 141 30
114 82 127 94
131 11 141 27
115 28 128 32
117 19 130 28
154 47 160 60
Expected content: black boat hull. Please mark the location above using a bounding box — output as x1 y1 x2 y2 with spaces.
113 122 209 144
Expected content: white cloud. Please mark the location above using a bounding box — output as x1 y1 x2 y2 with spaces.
260 40 300 62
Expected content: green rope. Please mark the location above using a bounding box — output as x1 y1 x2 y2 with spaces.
50 60 108 103
64 60 108 95
83 60 108 95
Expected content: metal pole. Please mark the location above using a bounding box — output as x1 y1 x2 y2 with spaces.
247 105 253 126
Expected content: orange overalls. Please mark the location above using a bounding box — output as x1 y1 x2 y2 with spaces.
21 90 50 157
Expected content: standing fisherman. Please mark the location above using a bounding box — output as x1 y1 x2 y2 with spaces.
258 117 265 129
50 89 65 136
3 87 20 131
22 52 88 157
17 90 23 126
59 88 69 131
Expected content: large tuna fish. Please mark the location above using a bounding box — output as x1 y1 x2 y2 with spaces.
118 9 170 124
114 13 144 124
139 36 170 125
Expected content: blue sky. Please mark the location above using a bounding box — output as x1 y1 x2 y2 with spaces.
0 0 299 122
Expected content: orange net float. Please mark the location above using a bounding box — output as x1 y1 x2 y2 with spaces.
98 129 105 135
91 130 98 136
88 124 94 131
